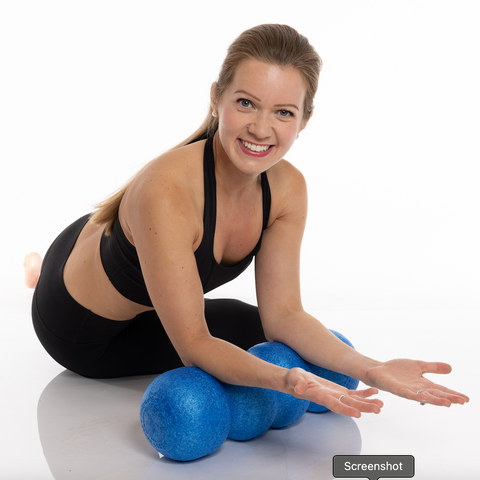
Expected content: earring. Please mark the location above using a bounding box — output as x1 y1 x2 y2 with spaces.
212 111 217 117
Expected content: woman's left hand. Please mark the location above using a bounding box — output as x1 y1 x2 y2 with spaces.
363 359 469 406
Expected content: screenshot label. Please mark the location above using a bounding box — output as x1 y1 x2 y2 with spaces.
333 455 415 480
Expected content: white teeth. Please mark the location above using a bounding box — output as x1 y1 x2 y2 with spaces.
241 140 270 153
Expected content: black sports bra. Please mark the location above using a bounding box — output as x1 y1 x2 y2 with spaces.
99 137 272 307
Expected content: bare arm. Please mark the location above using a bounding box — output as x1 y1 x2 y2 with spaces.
255 163 468 407
127 161 276 387
255 164 378 378
125 156 381 418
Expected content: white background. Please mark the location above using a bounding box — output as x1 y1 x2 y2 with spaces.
1 1 478 479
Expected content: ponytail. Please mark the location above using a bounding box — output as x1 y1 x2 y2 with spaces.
90 105 217 235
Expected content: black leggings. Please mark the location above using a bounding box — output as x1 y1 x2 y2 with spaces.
32 215 267 378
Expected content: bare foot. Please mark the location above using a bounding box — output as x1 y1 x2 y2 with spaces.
24 253 42 289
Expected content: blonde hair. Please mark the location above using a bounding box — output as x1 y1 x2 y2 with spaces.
91 24 322 234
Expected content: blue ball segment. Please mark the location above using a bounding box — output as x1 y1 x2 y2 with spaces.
306 330 360 413
140 367 231 461
140 334 358 461
222 383 278 441
247 342 310 428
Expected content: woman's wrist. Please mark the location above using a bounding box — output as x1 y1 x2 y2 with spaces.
261 348 381 393
343 351 382 385
270 365 293 394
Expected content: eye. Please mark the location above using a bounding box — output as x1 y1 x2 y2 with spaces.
278 109 294 117
237 98 253 108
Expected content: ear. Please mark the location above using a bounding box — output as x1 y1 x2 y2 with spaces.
210 82 219 112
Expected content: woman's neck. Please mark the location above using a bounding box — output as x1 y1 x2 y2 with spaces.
212 133 261 200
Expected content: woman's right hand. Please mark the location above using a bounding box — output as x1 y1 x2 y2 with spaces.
284 367 384 418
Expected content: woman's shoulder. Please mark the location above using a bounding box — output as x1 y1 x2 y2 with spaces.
268 158 306 187
148 140 206 180
121 141 206 228
267 158 308 213
130 141 205 199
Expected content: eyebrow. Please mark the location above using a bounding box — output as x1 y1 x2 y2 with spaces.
234 90 300 111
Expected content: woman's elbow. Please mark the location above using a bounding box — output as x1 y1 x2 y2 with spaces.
175 332 213 368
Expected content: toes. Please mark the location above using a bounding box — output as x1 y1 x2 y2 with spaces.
24 253 42 288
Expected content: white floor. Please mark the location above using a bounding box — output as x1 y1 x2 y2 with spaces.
1 281 476 480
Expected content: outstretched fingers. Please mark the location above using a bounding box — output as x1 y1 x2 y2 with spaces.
418 362 469 404
352 387 380 399
395 383 469 407
287 369 384 419
362 358 469 408
420 361 452 375
324 390 383 418
415 390 451 407
414 387 469 406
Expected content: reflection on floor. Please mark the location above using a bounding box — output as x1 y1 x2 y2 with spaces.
38 371 361 480
1 291 477 479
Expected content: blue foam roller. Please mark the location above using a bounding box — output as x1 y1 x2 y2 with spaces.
222 383 278 441
248 342 310 428
140 367 231 461
306 330 360 413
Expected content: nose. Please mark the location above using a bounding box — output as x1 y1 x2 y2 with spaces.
247 111 272 140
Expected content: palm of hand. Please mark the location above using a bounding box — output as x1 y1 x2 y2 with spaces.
287 368 383 419
364 358 468 406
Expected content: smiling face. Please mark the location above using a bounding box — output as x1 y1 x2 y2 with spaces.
213 59 309 176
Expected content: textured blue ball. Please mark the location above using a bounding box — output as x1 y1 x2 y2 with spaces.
248 342 310 428
140 367 231 461
222 383 278 441
307 330 360 413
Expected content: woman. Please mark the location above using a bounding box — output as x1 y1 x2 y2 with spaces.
25 24 468 419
